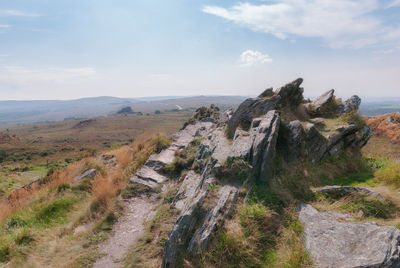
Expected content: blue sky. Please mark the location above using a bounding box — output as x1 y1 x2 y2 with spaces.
0 0 399 100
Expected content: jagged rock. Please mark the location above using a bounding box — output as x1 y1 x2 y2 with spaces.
73 168 97 181
305 123 327 163
276 78 304 106
226 95 281 138
355 125 373 148
130 121 214 189
250 110 280 182
258 87 274 98
162 167 215 268
306 89 337 117
313 185 384 200
298 204 400 268
282 120 304 162
174 171 203 211
188 184 239 254
338 95 361 114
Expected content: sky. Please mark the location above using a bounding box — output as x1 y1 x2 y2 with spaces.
0 0 399 100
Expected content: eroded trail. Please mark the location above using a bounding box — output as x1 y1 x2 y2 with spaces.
92 196 155 268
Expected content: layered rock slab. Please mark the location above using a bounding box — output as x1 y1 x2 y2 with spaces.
298 204 400 268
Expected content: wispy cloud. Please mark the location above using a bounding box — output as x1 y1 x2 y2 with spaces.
0 66 96 84
238 50 272 67
203 1 400 49
386 0 400 8
0 24 12 28
0 9 40 17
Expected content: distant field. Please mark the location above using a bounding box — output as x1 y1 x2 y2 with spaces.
0 111 192 196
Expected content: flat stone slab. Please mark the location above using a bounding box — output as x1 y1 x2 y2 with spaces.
298 204 400 268
130 166 167 188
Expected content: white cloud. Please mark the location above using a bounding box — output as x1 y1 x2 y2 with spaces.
238 50 272 67
0 24 11 28
0 9 40 17
203 1 400 49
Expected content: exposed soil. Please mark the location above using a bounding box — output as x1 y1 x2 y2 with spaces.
92 196 156 268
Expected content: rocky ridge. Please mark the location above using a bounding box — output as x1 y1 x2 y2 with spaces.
124 78 395 268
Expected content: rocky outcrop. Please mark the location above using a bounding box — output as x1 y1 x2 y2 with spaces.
338 95 361 114
125 78 375 267
282 120 304 162
130 121 214 189
306 89 336 117
226 78 305 138
298 204 400 268
250 110 280 182
276 78 304 106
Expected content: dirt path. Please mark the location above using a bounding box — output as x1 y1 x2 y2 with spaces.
92 196 155 268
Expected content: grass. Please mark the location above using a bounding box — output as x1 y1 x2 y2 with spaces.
314 193 398 220
375 161 400 187
0 132 175 267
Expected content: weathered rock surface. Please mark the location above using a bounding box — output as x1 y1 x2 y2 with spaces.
338 95 361 114
276 78 304 106
282 120 304 162
130 121 213 189
188 184 239 254
226 94 281 138
123 78 376 267
298 204 400 268
250 110 280 182
306 89 336 116
73 168 97 181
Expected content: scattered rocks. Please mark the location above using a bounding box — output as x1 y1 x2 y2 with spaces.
298 204 400 268
98 154 118 167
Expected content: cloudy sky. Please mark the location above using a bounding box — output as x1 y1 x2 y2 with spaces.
0 0 399 100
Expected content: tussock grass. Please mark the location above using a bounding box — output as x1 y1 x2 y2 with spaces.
0 133 172 267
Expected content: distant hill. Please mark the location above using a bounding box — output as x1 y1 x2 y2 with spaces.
360 97 400 116
0 95 246 128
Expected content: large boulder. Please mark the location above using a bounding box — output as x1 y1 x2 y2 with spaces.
306 89 337 117
276 77 304 106
226 94 280 138
298 204 400 268
304 123 328 163
338 95 361 114
281 120 305 162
